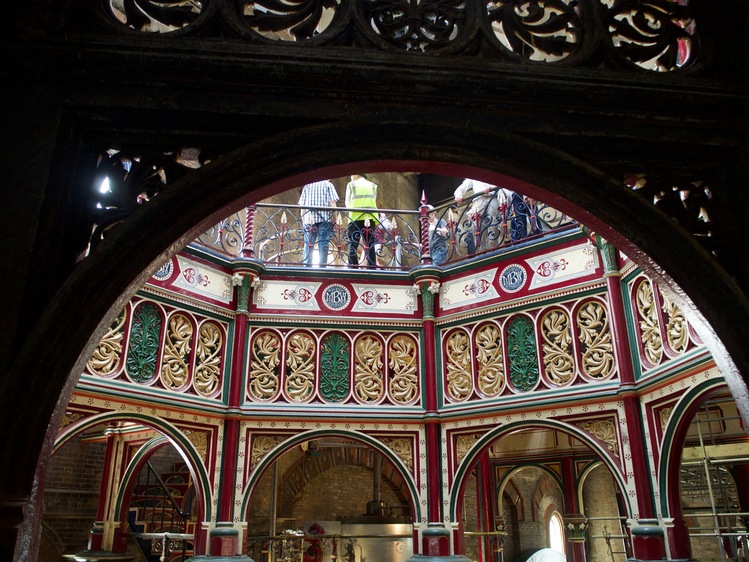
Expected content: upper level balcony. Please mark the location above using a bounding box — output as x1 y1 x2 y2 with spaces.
192 188 578 271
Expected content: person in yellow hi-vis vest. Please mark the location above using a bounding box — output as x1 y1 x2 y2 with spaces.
345 174 379 267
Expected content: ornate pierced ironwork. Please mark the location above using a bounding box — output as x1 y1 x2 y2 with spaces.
249 330 281 399
362 0 468 51
487 0 583 62
237 0 343 41
126 302 162 383
635 278 663 366
445 329 473 401
541 309 575 385
195 322 223 395
92 0 701 70
661 292 689 354
388 335 419 404
106 0 205 33
602 0 696 71
285 332 316 401
354 335 384 402
320 333 350 402
507 315 539 391
628 175 714 254
87 308 126 376
475 322 505 396
91 149 202 249
576 300 615 379
161 313 194 389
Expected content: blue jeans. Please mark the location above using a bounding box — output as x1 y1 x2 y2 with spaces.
302 221 333 265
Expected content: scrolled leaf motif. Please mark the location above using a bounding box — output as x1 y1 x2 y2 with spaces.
363 0 468 51
249 331 281 400
320 333 350 402
161 313 193 389
603 0 695 71
195 322 223 396
507 315 539 391
576 419 618 454
541 309 575 385
107 0 204 33
239 0 341 41
577 301 615 379
126 303 162 383
285 332 316 401
635 280 663 365
88 308 126 376
661 293 689 354
381 437 414 469
445 330 473 401
487 0 583 62
388 335 419 404
251 435 286 468
476 323 505 396
354 335 384 402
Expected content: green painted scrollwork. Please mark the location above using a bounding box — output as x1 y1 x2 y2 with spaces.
126 302 162 383
320 333 350 402
507 315 539 391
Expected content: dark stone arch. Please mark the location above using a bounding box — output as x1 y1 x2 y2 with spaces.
5 119 749 559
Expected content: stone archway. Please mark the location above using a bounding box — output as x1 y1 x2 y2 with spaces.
8 121 749 560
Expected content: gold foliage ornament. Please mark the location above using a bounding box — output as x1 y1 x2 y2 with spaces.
445 330 473 401
636 279 664 365
476 323 505 396
354 335 384 402
576 419 618 455
249 330 280 400
285 332 315 401
541 309 575 385
388 335 419 404
161 314 193 389
577 301 615 380
661 293 689 354
87 308 126 376
194 322 222 396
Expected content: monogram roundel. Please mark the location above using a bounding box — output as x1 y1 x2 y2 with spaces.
152 259 174 281
322 284 351 311
500 264 527 293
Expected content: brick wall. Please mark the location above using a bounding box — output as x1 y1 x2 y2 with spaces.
291 464 405 522
41 433 106 559
582 464 627 562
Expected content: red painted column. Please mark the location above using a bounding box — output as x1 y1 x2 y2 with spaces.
561 457 586 562
414 272 446 552
592 234 669 560
213 270 258 557
477 452 496 562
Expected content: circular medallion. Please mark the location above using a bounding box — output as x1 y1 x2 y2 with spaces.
322 284 351 311
500 264 527 293
152 259 174 281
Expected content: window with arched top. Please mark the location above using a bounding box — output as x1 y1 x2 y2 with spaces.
549 510 565 553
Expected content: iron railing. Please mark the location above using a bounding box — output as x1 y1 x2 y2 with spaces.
193 190 577 270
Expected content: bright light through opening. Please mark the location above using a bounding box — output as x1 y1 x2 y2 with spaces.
549 511 565 553
99 177 111 194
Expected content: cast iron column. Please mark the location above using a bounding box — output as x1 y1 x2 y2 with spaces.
593 235 670 561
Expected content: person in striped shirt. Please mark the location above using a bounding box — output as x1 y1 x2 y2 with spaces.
299 180 339 266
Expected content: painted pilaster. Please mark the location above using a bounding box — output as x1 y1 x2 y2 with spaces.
561 457 586 562
412 269 451 556
213 266 262 558
591 234 669 560
477 452 496 562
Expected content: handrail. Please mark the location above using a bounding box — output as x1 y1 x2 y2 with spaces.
194 190 578 269
145 460 189 519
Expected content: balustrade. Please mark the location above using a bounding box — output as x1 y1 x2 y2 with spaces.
193 191 577 270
